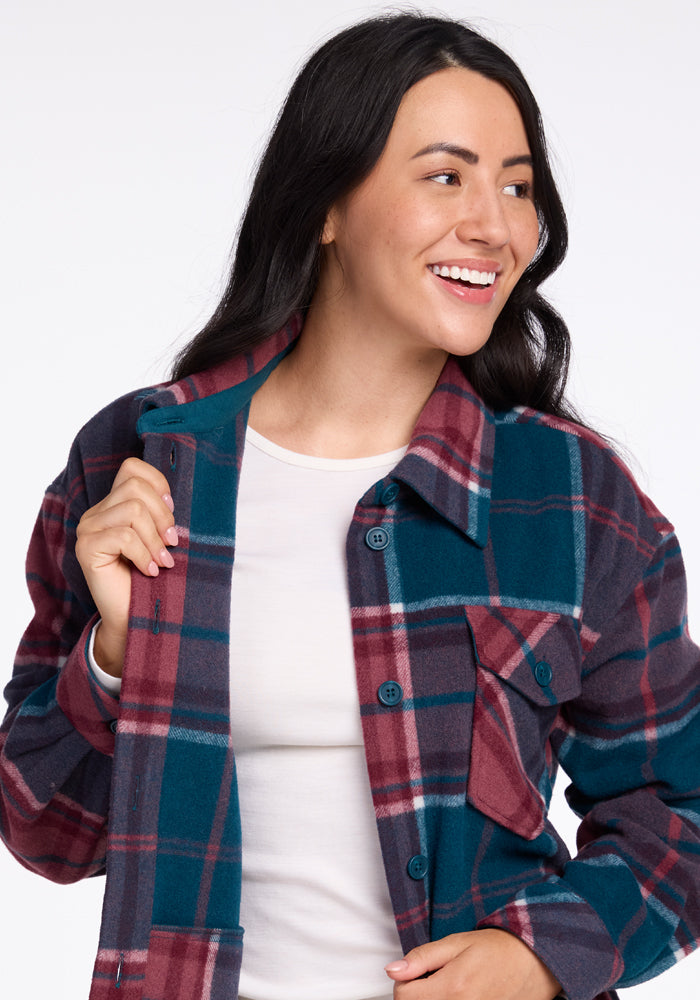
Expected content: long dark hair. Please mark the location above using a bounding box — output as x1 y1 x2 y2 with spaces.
172 13 576 419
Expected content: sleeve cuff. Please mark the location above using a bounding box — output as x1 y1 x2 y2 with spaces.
87 621 123 696
476 877 622 1000
55 615 121 755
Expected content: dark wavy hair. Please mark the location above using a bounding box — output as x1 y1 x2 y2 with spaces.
172 12 576 419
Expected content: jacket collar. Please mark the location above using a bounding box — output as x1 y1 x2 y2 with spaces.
393 355 494 548
137 315 302 429
138 314 494 548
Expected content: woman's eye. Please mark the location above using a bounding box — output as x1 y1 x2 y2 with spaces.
430 171 459 186
503 181 532 199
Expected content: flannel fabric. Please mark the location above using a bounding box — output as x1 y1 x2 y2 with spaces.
2 315 699 1000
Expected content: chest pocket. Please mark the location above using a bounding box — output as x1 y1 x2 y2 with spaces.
465 605 582 841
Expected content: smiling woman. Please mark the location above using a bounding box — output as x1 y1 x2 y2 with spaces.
2 11 699 1000
172 21 571 431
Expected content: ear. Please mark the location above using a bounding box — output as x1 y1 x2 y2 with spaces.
320 203 340 245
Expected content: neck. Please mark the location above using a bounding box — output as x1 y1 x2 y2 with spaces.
248 302 448 459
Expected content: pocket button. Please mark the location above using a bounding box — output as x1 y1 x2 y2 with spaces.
533 660 553 687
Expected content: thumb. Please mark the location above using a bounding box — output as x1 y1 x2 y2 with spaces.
384 935 467 981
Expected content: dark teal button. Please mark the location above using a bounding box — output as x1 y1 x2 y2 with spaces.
366 526 390 550
377 680 403 706
109 719 118 734
380 483 400 504
407 854 429 880
534 660 553 686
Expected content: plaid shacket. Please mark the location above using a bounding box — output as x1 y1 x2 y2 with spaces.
2 316 700 1000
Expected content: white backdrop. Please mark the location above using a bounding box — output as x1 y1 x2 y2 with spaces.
1 0 698 996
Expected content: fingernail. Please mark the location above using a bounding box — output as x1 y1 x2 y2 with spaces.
162 494 174 512
164 526 178 546
160 548 175 569
147 561 159 577
385 959 409 973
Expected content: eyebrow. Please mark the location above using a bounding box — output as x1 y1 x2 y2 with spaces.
411 142 533 169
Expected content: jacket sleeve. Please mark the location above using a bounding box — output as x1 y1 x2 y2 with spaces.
476 449 700 1000
0 395 143 883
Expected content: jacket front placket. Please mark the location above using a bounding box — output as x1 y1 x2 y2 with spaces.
346 361 495 953
91 395 247 999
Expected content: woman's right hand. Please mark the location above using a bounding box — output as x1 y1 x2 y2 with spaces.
75 457 178 678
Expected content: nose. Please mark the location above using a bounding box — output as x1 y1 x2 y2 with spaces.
454 183 510 249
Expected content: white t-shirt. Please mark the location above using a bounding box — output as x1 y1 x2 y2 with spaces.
231 428 404 1000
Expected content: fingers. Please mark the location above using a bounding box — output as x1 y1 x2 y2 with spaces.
79 457 177 569
111 456 174 511
78 496 175 578
385 930 562 1000
75 458 178 674
385 934 468 981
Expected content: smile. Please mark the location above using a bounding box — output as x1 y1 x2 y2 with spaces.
429 264 497 287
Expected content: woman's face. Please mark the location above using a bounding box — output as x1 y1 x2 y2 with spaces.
320 67 540 361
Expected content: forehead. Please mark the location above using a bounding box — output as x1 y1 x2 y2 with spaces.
387 67 530 156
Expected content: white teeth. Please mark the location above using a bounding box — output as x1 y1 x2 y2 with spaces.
431 265 497 286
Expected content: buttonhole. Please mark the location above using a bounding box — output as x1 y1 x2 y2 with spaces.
115 952 124 988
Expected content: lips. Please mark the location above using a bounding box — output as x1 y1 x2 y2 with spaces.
428 261 500 304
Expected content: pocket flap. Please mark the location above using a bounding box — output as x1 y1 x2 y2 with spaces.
468 606 582 705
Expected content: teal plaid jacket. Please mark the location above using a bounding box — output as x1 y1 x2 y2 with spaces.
2 316 700 1000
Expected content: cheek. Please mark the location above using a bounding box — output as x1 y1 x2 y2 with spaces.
378 196 429 251
336 198 395 260
337 185 443 268
381 182 447 243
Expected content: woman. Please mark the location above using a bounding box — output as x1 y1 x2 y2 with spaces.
1 12 698 1000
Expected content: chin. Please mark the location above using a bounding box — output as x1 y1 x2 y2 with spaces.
432 327 494 358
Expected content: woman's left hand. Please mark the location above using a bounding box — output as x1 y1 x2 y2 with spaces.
384 928 561 1000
